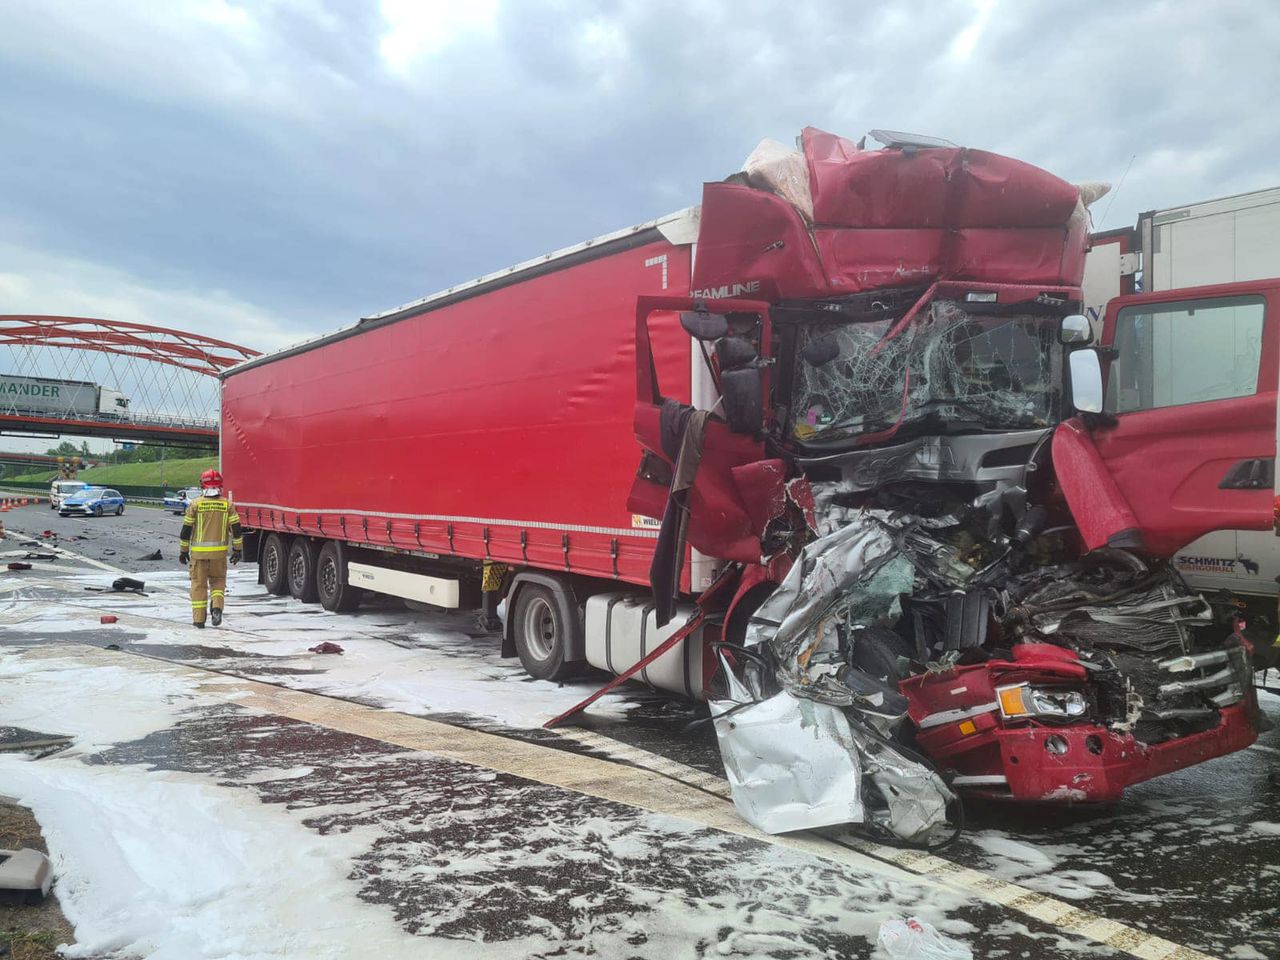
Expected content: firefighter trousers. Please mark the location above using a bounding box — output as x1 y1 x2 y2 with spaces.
189 554 228 625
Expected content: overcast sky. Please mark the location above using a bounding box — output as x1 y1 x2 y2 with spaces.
2 0 1278 358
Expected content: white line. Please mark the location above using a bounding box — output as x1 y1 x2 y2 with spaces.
1248 742 1280 756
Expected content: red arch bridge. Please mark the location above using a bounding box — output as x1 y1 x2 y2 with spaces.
0 316 259 448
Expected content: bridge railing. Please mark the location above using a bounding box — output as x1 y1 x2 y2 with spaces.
0 407 218 431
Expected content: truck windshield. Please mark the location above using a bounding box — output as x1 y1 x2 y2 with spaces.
788 299 1062 445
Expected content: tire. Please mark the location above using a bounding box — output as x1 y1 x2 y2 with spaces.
261 533 290 596
93 505 103 518
287 538 320 603
850 626 917 684
511 583 574 681
316 541 362 613
117 505 124 516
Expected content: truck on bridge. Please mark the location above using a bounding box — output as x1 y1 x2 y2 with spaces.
0 374 129 420
221 128 1270 832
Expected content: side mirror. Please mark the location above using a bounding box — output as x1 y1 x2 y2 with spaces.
801 334 841 367
1069 349 1104 413
1060 314 1093 345
680 311 729 341
721 368 763 434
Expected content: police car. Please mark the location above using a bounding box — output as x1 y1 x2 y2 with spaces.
59 487 126 518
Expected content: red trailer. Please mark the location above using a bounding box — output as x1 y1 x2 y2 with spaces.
222 128 1266 822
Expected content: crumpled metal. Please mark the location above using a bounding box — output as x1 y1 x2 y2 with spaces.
848 727 955 845
718 512 956 842
710 667 864 834
744 512 899 706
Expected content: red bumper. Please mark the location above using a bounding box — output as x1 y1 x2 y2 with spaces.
976 702 1258 803
903 647 1260 804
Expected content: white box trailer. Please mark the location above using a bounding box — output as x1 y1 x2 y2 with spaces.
1142 187 1280 291
1084 186 1280 599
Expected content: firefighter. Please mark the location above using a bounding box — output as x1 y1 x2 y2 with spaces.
179 469 243 628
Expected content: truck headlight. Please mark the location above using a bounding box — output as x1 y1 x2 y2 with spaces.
996 683 1088 720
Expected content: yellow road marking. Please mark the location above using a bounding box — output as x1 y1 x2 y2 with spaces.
21 643 1220 960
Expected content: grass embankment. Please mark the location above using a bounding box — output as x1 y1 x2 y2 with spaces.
8 456 218 488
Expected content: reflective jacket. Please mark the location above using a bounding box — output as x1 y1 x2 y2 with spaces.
180 495 243 556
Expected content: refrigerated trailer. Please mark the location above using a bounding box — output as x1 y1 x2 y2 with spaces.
223 128 1267 809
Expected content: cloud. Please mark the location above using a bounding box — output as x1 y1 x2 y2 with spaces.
0 0 1276 360
0 240 311 353
378 0 500 74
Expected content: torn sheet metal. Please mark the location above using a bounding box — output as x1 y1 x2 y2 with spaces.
848 726 955 846
743 513 898 705
710 680 864 834
721 514 957 843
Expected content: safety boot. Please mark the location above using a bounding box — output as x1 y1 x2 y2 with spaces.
193 621 205 629
211 608 223 627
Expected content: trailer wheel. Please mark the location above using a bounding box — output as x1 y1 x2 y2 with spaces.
317 541 362 613
512 583 574 681
287 538 320 603
261 533 289 596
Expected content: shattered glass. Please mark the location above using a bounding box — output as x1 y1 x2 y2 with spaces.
790 300 1061 444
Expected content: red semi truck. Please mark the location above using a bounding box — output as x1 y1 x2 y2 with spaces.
221 128 1268 811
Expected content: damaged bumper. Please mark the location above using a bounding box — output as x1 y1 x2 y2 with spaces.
905 642 1259 804
946 702 1258 804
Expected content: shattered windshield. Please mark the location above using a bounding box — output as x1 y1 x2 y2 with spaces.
789 299 1061 444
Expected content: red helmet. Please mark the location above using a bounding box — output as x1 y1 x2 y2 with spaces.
200 469 224 489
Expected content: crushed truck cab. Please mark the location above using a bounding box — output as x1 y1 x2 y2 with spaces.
223 127 1273 842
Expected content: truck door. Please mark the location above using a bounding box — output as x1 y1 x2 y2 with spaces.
627 295 780 616
1056 280 1279 559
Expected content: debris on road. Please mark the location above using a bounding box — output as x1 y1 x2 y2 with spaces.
22 552 58 561
0 847 53 905
135 549 163 561
111 577 146 594
7 561 32 571
309 641 344 655
877 917 973 960
99 615 119 624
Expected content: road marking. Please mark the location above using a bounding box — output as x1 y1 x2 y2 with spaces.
28 643 1220 960
1248 742 1280 756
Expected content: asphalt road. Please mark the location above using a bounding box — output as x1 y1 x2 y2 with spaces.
2 504 1277 959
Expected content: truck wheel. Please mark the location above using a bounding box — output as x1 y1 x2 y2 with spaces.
261 533 289 596
316 541 362 612
512 583 574 681
287 538 320 603
850 626 916 684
